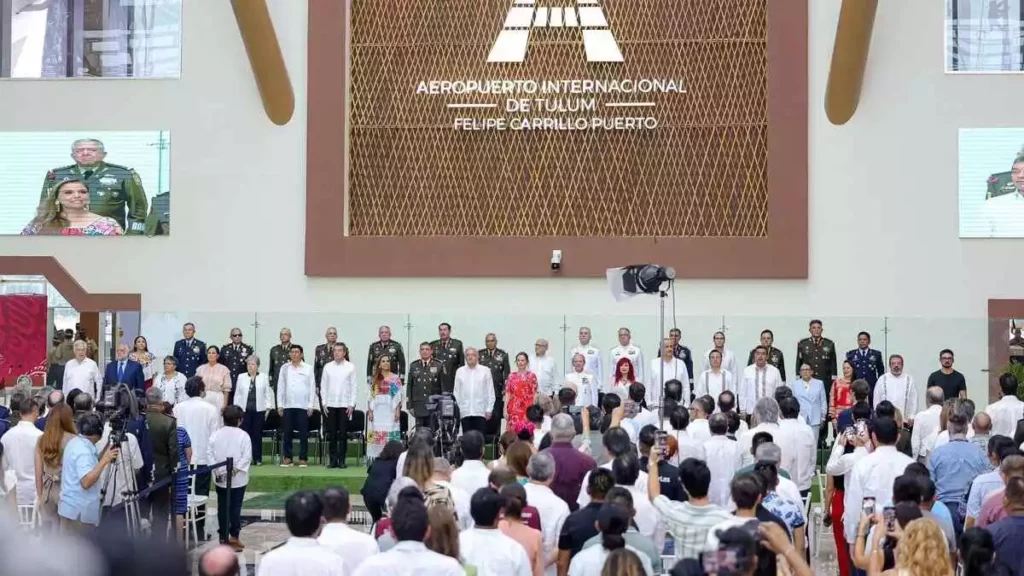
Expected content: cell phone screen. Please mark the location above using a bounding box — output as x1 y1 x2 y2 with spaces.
655 430 669 457
862 497 876 519
855 419 868 438
883 506 896 532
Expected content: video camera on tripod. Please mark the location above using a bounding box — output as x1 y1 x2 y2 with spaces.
425 393 458 458
96 384 139 450
96 383 144 534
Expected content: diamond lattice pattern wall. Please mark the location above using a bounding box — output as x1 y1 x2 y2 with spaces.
349 0 768 238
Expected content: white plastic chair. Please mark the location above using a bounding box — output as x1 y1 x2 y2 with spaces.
184 465 208 547
17 504 37 530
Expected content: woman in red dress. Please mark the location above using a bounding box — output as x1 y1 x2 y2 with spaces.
608 357 638 399
504 352 538 433
830 360 856 420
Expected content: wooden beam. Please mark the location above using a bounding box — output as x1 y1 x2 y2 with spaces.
231 0 294 126
825 0 878 125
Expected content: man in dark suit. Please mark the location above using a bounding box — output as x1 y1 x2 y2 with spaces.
145 387 178 537
173 322 206 378
104 342 146 395
845 331 885 402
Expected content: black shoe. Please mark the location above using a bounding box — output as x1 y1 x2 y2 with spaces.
338 460 348 469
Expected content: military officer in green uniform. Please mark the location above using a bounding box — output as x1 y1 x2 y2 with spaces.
367 326 406 384
747 329 787 381
144 191 171 236
796 319 837 448
430 322 464 394
267 328 295 403
219 327 254 404
314 327 350 386
407 342 444 430
40 139 149 234
478 332 510 420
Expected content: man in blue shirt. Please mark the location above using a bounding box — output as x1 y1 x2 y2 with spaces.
966 438 1019 529
58 412 119 530
928 401 989 539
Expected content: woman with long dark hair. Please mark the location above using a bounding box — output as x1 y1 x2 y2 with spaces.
499 482 544 576
33 404 76 528
130 336 157 389
361 440 403 523
22 179 123 236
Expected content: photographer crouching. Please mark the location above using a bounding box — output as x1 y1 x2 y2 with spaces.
58 411 120 532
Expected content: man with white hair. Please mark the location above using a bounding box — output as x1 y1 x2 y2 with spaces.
530 339 559 398
738 397 782 466
874 354 918 426
649 339 689 410
564 353 598 408
453 347 495 436
546 413 596 510
610 327 645 384
62 340 101 399
912 386 946 460
523 452 569 576
571 327 604 385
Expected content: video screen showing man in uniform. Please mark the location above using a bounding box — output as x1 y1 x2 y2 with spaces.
0 131 171 236
959 128 1024 238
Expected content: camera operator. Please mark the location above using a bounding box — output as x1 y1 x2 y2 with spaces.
58 412 120 531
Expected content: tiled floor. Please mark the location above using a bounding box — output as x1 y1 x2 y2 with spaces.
189 492 842 575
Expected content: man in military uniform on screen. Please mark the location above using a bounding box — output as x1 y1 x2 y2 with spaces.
407 342 444 430
430 322 464 394
40 139 149 233
366 326 406 384
478 333 510 421
144 191 171 236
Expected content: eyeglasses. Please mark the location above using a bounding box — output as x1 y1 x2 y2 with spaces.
231 333 242 338
940 356 953 361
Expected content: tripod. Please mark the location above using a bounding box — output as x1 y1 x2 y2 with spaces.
98 428 143 535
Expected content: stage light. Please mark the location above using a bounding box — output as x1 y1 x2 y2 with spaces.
607 264 676 301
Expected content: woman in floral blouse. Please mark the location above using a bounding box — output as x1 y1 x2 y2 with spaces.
21 180 123 236
504 352 537 434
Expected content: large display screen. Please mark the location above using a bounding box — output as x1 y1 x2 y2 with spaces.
3 0 181 79
946 0 1024 73
960 128 1024 238
0 131 171 236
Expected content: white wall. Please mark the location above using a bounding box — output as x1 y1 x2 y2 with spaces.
0 0 1016 402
